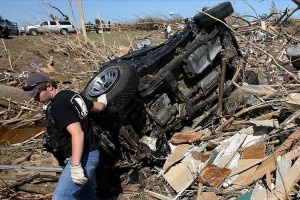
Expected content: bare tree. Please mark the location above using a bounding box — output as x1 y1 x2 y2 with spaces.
47 3 69 20
292 0 300 7
281 0 300 24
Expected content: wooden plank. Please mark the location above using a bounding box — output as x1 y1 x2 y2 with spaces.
241 142 266 159
283 146 300 160
197 192 219 200
163 144 192 170
252 182 267 200
230 159 259 189
163 162 194 193
275 156 292 186
213 133 246 168
266 170 272 199
269 156 300 200
253 110 281 120
236 129 300 187
170 129 208 144
196 183 203 200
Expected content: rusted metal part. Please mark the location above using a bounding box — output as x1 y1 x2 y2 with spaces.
197 164 231 187
217 57 227 116
191 151 212 162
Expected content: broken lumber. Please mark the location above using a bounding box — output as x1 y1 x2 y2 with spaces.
269 156 300 200
238 129 300 187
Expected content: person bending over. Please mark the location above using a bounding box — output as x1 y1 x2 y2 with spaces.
23 72 107 199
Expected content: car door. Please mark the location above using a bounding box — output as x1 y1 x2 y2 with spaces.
49 21 59 33
38 21 49 33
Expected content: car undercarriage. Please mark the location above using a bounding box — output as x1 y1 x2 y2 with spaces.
82 2 246 168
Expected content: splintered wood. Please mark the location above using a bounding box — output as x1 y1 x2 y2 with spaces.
162 82 300 199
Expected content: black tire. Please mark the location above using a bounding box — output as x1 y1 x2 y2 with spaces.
96 29 103 34
60 29 68 35
29 29 38 36
82 62 140 114
193 2 234 28
3 29 9 38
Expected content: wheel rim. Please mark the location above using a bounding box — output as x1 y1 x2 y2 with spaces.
87 67 119 97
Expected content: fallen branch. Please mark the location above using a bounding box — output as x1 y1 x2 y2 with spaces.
268 109 300 137
215 100 279 133
0 165 63 172
3 173 59 189
144 189 172 200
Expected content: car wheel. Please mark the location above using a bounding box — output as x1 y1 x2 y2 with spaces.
193 1 234 28
29 29 38 36
60 29 68 35
96 29 103 34
3 29 9 38
82 62 140 114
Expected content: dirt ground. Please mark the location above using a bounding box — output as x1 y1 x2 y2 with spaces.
0 35 78 72
0 30 165 90
0 33 170 199
0 34 99 90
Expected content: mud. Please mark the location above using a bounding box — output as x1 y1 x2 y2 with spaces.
0 125 44 145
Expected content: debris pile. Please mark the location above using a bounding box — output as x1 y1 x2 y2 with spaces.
2 4 300 200
157 101 300 199
113 17 184 32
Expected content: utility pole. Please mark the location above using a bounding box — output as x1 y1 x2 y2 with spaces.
77 0 88 44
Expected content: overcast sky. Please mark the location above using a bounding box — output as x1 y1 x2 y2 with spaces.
0 0 298 27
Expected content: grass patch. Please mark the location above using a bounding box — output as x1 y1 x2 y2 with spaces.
87 31 165 48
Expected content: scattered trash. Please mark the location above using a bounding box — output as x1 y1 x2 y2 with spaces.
30 62 41 69
136 38 151 49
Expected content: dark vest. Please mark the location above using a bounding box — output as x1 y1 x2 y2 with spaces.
44 103 70 166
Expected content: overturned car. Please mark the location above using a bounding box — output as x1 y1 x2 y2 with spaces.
82 2 244 167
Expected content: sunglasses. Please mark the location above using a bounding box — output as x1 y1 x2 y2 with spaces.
22 81 48 91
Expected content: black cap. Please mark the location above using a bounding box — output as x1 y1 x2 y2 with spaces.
23 72 50 98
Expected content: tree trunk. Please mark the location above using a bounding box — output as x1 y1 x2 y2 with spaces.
292 0 300 7
77 0 88 44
